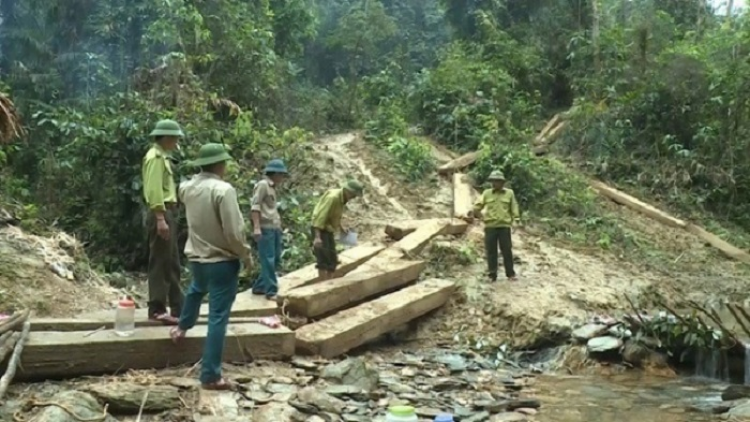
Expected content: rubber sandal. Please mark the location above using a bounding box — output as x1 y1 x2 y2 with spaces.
201 378 236 391
149 313 179 325
169 326 186 344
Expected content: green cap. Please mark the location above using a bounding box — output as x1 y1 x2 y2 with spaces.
149 119 184 138
388 405 416 417
189 143 232 167
342 179 364 196
488 170 505 181
264 159 288 174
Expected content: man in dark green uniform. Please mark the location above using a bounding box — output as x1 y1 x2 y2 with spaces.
310 180 364 280
142 119 185 324
469 170 520 281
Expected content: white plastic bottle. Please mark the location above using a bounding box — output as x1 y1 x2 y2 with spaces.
114 297 136 337
385 405 418 422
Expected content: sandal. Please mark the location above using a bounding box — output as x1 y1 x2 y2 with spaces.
169 326 186 344
150 312 179 325
201 378 236 391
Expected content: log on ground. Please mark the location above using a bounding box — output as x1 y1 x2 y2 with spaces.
283 260 426 318
10 323 295 381
437 151 480 175
277 243 384 294
590 180 687 229
384 218 468 241
686 224 750 264
453 173 475 219
295 278 455 358
31 316 270 332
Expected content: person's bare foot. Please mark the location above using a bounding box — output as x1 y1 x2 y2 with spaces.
507 275 518 281
150 312 179 325
201 378 236 391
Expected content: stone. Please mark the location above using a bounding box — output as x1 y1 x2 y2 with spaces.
586 336 623 353
722 385 750 401
321 358 379 392
572 324 607 342
251 402 301 422
85 382 181 414
33 391 119 422
621 340 649 365
325 385 369 401
490 413 527 421
728 399 750 417
296 386 346 413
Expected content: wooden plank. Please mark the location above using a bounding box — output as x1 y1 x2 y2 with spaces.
686 224 750 264
384 218 468 241
295 278 455 358
10 323 295 381
534 114 561 144
282 260 426 318
276 243 384 294
533 122 566 155
453 173 475 219
437 151 480 175
30 316 269 332
590 180 687 229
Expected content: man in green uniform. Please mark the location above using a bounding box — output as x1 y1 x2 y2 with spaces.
469 170 520 281
250 159 288 300
170 143 253 390
142 119 184 324
310 180 364 280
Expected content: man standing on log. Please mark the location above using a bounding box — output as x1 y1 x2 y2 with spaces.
468 170 520 281
142 119 185 325
250 159 288 300
310 180 364 280
170 143 252 391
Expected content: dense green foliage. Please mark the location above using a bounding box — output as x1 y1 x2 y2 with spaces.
2 0 750 271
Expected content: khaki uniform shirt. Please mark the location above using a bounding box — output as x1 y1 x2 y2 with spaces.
473 188 520 228
179 172 250 263
311 188 346 233
142 144 177 211
251 177 282 229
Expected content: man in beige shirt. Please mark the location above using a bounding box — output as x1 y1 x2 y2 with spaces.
169 143 252 391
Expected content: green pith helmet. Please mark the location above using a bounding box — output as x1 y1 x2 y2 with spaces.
488 170 506 181
189 143 232 167
149 119 184 138
264 159 288 174
342 179 364 196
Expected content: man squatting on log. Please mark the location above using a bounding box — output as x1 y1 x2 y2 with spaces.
250 159 289 301
170 143 254 390
141 119 186 324
310 179 365 280
467 170 520 281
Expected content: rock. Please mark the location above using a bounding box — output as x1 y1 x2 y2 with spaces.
728 399 750 417
515 407 537 415
430 353 469 372
433 377 468 391
506 399 541 411
490 413 527 421
252 402 301 422
169 377 201 389
586 336 623 353
85 382 181 414
296 386 346 413
325 385 369 401
321 358 379 392
723 385 750 401
621 341 650 365
34 391 119 422
572 324 607 342
462 411 491 421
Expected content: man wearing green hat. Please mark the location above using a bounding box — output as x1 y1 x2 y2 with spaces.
310 179 364 280
170 143 252 390
250 159 288 300
141 119 185 324
468 170 520 281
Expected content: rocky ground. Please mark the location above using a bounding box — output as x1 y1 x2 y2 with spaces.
3 352 541 422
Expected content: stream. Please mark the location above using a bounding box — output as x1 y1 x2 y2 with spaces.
534 373 723 422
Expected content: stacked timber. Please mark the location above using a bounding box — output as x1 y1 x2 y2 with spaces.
0 309 31 399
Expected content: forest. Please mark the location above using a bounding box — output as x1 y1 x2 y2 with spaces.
0 0 748 273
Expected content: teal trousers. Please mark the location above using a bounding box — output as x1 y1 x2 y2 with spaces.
178 259 239 384
252 228 282 297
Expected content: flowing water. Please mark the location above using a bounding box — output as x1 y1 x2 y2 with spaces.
533 373 726 422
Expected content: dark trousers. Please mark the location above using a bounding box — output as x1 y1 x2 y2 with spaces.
253 228 283 297
484 227 515 280
146 208 184 316
178 260 239 384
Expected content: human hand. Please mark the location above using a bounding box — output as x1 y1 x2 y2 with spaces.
252 228 262 242
313 237 323 249
156 217 170 240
